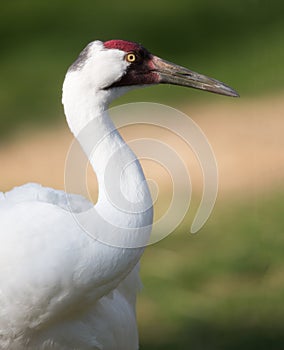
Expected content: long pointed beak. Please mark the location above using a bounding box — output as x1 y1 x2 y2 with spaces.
152 56 239 97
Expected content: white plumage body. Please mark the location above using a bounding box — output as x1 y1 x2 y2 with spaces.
0 39 237 349
0 41 153 349
0 183 145 349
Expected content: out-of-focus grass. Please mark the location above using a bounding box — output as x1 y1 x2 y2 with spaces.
138 191 284 349
0 0 284 138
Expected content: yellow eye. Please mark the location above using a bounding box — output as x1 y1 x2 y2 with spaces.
125 53 136 63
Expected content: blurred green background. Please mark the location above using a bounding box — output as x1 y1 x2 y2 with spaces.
1 0 284 349
1 0 284 137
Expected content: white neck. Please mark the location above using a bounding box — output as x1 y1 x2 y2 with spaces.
62 70 153 246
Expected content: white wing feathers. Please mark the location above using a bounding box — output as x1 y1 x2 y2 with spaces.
0 183 141 349
1 183 92 212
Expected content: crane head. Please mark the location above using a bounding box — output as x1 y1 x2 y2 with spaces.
67 39 239 98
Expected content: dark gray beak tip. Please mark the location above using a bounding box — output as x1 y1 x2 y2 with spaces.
152 56 240 99
217 84 240 98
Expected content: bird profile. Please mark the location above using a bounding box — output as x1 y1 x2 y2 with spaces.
0 39 238 349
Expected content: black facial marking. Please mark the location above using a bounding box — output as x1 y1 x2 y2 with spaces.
131 47 151 63
104 48 156 89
